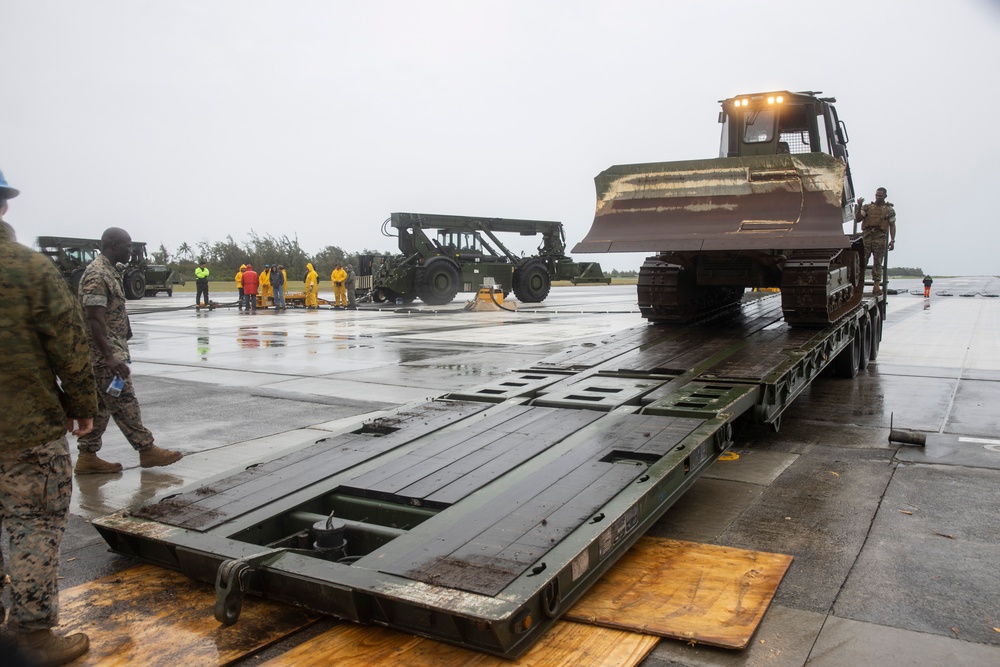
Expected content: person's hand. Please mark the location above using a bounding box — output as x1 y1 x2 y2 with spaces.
106 355 130 378
888 241 895 251
856 197 865 206
68 418 93 437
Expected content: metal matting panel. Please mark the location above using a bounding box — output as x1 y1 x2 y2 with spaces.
531 376 665 411
444 371 570 403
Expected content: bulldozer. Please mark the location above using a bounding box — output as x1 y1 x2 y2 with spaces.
574 90 862 326
369 212 609 306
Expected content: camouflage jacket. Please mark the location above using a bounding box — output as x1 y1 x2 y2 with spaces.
859 201 896 233
0 226 98 451
79 253 132 367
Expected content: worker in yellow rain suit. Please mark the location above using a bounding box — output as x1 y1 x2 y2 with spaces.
259 265 272 308
235 264 246 311
304 262 319 309
331 264 347 308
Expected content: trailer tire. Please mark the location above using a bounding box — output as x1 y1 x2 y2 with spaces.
869 306 882 361
513 260 551 303
415 259 460 305
124 269 146 300
858 312 871 370
834 324 861 378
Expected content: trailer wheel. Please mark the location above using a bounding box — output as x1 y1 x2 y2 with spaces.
858 312 872 370
124 269 146 300
415 259 460 305
834 324 861 379
869 306 882 361
513 260 551 303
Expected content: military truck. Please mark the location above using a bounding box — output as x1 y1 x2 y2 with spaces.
36 236 185 299
574 90 863 326
369 212 610 306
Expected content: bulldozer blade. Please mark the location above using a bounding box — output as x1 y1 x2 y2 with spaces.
573 152 851 254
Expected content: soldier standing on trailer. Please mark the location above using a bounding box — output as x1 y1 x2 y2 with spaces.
854 187 896 296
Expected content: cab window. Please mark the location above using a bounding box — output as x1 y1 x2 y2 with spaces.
743 109 776 144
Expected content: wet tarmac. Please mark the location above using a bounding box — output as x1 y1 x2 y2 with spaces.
31 280 1000 664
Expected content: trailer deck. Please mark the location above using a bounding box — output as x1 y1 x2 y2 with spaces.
93 293 882 658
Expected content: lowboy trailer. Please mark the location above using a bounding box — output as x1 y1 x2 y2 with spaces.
93 291 884 658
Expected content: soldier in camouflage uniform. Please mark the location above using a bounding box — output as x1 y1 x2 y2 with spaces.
854 187 896 295
75 227 184 474
0 169 97 665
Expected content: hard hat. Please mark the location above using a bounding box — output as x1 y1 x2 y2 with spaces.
0 167 19 199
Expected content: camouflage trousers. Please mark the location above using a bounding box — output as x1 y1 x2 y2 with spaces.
77 365 155 453
0 436 72 632
863 229 888 283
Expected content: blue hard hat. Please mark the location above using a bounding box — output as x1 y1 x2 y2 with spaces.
0 167 19 199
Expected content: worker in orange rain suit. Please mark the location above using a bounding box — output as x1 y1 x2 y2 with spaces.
259 265 272 307
331 264 347 308
304 262 319 309
235 264 246 311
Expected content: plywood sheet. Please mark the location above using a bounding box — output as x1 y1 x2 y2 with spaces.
56 564 317 666
261 620 658 667
564 536 792 649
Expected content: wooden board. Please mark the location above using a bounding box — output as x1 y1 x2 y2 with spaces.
260 620 658 667
56 564 317 666
564 536 792 649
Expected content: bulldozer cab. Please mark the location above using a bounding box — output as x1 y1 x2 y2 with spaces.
719 90 855 204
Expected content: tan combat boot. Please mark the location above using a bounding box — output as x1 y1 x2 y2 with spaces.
139 445 184 468
15 629 90 667
74 452 124 474
873 281 881 296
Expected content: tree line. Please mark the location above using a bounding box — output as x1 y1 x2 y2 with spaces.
151 231 391 280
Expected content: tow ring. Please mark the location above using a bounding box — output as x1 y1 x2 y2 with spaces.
214 560 251 625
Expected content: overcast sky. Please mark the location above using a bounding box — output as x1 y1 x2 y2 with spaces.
3 1 998 275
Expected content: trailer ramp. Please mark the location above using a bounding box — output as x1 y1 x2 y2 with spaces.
94 294 852 659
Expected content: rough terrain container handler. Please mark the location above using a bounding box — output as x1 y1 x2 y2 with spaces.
371 212 609 306
574 91 862 326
